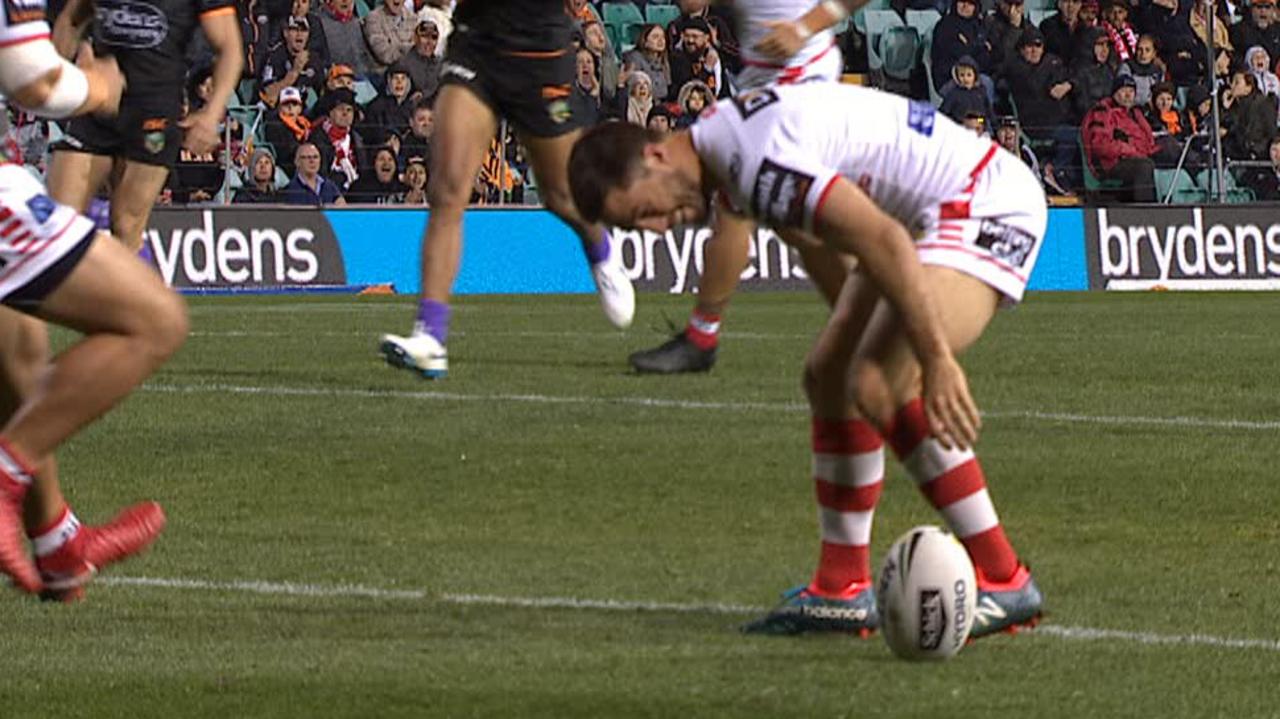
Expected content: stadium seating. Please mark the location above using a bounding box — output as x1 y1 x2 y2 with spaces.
645 3 681 28
602 2 645 52
1027 8 1057 26
880 26 922 82
1155 168 1206 203
904 9 942 46
1195 169 1256 203
864 9 905 70
1081 141 1125 199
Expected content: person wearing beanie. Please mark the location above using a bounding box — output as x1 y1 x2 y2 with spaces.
234 148 282 203
1008 25 1082 191
1082 72 1158 200
1070 26 1119 121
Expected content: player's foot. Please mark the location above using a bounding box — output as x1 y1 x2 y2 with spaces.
37 502 167 603
628 333 717 374
0 473 40 593
380 332 448 379
590 246 635 329
741 583 880 637
969 564 1043 639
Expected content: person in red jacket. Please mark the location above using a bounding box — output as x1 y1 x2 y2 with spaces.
1083 73 1158 201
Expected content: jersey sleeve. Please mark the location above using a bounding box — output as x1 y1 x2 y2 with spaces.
197 0 236 20
745 151 838 234
0 0 52 47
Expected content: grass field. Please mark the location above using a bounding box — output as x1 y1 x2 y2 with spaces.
2 291 1279 718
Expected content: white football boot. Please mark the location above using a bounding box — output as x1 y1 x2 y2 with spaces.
379 331 448 379
589 240 635 329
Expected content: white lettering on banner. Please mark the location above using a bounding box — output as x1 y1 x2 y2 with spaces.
612 226 810 292
147 210 321 286
1094 208 1280 289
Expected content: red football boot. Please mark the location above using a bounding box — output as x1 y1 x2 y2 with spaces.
37 502 166 603
0 471 41 593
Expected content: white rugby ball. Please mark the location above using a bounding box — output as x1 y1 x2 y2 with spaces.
876 525 977 661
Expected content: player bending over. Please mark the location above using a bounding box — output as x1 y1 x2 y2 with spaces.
570 83 1044 638
629 0 864 374
0 11 185 599
378 0 634 380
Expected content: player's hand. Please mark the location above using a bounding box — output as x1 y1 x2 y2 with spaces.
754 20 810 61
921 353 980 451
77 43 126 116
179 111 221 154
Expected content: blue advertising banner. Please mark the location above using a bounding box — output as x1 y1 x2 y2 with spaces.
144 206 1090 294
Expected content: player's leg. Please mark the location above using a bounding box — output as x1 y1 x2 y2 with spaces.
742 270 885 636
45 150 115 213
519 129 635 330
104 161 171 251
379 84 497 379
628 210 753 374
851 266 1042 638
791 239 854 309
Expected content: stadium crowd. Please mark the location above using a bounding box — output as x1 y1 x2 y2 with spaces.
2 0 1279 204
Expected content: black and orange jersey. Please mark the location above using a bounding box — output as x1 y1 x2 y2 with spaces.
453 0 571 54
91 0 236 92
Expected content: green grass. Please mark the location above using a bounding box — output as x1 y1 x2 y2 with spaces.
3 291 1279 718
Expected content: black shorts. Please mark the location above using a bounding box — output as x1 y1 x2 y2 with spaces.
440 28 580 138
52 92 183 168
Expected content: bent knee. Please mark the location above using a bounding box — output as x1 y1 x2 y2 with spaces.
140 289 189 360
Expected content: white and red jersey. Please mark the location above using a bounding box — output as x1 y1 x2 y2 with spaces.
691 83 1046 301
0 164 96 304
736 0 837 72
0 0 51 48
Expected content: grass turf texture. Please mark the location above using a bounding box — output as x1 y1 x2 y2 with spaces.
2 291 1278 718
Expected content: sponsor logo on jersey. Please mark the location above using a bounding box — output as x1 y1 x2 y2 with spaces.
751 158 814 228
917 589 944 651
976 219 1038 269
144 131 166 154
441 61 477 82
95 0 168 49
546 98 571 125
731 88 779 120
3 0 45 27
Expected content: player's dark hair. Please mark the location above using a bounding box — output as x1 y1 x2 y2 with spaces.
569 121 664 224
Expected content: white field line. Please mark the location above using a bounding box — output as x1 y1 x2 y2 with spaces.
140 382 1280 432
100 575 1280 653
187 330 809 340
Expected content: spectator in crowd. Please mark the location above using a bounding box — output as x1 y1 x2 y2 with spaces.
317 0 374 77
1231 0 1280 65
1142 0 1202 86
399 100 434 167
259 15 326 107
400 20 443 103
564 0 602 27
931 0 996 92
1190 0 1233 56
670 17 728 100
624 24 673 103
581 20 621 105
1009 27 1081 190
364 0 417 74
940 55 993 126
570 48 604 126
414 0 452 54
310 88 365 190
1245 46 1280 109
283 142 346 204
1254 135 1280 198
264 86 313 176
1041 0 1086 66
1186 83 1214 138
1100 0 1138 63
310 64 358 120
400 155 429 204
1083 74 1158 201
1122 35 1165 107
987 0 1029 71
647 105 674 133
995 115 1047 187
346 145 405 203
1222 69 1279 163
1145 81 1203 167
234 148 283 203
364 65 416 141
265 0 331 64
617 71 657 126
675 79 714 128
667 0 739 74
1072 28 1119 120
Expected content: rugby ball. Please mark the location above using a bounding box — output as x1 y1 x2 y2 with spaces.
876 525 977 661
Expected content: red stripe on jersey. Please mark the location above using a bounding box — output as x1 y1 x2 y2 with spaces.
1 218 22 237
0 33 51 49
815 477 883 512
743 41 836 70
10 231 36 252
0 216 80 283
812 417 882 454
920 458 984 507
916 241 1028 282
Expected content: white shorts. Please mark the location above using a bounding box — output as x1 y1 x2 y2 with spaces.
915 145 1047 304
735 43 844 91
0 164 96 308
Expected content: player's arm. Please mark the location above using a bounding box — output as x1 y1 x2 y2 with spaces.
755 0 867 61
0 39 124 118
810 177 980 449
181 6 245 153
51 0 95 57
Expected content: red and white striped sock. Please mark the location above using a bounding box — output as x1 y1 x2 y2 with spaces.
886 398 1019 584
0 438 34 491
684 308 720 351
807 417 884 598
28 505 81 559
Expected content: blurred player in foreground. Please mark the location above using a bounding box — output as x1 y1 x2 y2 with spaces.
378 0 634 380
0 5 183 599
569 82 1044 638
629 0 863 374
